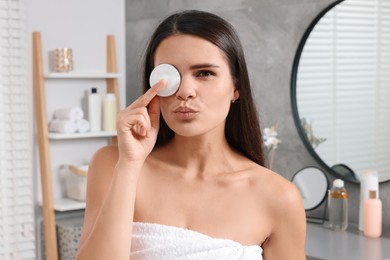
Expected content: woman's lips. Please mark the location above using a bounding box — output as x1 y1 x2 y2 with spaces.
173 107 199 120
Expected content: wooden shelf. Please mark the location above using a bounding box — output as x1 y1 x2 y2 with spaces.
49 131 116 140
33 32 120 260
38 198 86 212
54 198 86 212
44 72 121 79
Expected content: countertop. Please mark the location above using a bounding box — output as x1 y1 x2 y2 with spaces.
306 222 390 260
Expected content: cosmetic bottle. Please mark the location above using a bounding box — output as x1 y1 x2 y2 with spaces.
103 93 117 131
364 190 382 238
88 87 101 132
359 170 379 231
329 179 348 231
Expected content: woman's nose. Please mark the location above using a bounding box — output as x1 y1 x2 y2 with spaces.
175 76 196 101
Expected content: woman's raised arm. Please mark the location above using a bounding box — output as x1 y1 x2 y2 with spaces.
75 80 165 260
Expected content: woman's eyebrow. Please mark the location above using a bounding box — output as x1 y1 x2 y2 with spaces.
189 63 220 70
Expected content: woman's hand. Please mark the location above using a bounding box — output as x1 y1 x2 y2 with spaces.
116 80 166 164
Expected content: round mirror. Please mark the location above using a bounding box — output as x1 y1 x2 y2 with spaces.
292 167 328 210
291 0 390 183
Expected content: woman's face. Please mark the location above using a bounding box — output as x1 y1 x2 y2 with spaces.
154 34 239 138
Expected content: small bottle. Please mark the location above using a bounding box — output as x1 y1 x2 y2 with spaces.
364 190 382 238
103 93 117 131
329 179 348 231
359 170 379 231
88 87 102 132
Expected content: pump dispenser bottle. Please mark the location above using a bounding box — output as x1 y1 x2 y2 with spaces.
329 179 348 231
88 87 102 132
364 190 382 238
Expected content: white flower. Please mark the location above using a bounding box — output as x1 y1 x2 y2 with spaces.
264 136 280 149
263 126 281 150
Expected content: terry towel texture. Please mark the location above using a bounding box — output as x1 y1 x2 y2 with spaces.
130 222 263 260
53 107 84 121
49 107 90 133
49 119 77 134
75 118 90 133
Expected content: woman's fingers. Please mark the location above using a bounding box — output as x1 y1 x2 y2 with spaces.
118 107 150 137
117 79 166 139
129 79 166 109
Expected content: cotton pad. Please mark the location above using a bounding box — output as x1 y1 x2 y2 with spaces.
149 64 181 97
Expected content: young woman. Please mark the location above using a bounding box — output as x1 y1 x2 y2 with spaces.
76 10 306 260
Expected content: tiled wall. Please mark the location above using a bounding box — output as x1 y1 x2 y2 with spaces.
125 0 390 230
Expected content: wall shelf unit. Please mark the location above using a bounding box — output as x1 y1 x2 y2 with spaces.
54 198 87 212
32 31 120 260
48 131 117 140
44 72 121 79
39 198 87 212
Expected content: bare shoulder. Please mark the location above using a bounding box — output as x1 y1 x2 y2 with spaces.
78 145 119 247
86 143 119 197
250 165 306 259
86 144 119 208
251 165 303 211
90 144 119 169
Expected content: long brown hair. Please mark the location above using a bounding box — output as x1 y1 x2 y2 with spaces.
142 10 265 166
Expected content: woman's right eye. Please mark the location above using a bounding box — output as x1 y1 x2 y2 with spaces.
196 70 215 78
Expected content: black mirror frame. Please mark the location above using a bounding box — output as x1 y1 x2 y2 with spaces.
289 0 359 183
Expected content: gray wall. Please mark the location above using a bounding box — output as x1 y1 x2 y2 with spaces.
125 0 390 230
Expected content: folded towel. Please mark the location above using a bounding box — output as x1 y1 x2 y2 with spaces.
75 119 90 133
49 120 77 134
131 222 263 260
53 107 84 121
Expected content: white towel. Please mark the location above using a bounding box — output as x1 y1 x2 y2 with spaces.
75 119 90 133
53 107 84 121
49 120 77 134
130 222 263 260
